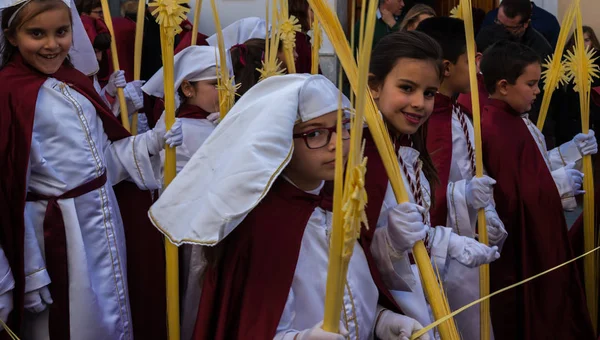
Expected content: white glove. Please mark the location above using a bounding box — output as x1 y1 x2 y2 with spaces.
207 112 220 125
573 130 598 156
297 321 348 340
565 162 585 195
123 80 145 112
147 118 184 156
23 286 53 314
105 70 127 97
448 233 500 267
484 208 507 249
466 176 496 210
386 203 427 253
375 310 429 340
0 290 12 330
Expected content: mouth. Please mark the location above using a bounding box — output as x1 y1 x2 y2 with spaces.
39 53 59 60
402 111 424 125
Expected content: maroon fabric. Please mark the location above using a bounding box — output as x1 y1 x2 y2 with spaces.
177 104 210 120
482 98 594 340
592 87 600 107
193 178 327 339
81 15 110 85
426 93 454 228
457 73 489 117
26 173 107 340
294 31 321 74
361 129 406 313
0 54 165 339
111 17 137 82
174 20 209 55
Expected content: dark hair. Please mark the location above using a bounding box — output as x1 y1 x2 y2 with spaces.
565 26 600 53
499 0 532 24
369 30 443 193
1 0 72 66
480 40 540 94
288 0 311 32
416 17 466 64
231 38 284 98
399 4 436 31
93 32 111 51
75 0 100 14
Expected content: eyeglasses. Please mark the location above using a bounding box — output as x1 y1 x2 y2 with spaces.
494 17 525 33
293 118 351 149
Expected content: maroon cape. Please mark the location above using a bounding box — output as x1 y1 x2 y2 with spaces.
457 73 489 116
0 54 166 339
295 31 316 74
177 103 210 119
110 17 137 82
426 93 455 228
193 176 400 339
174 20 209 55
482 99 594 340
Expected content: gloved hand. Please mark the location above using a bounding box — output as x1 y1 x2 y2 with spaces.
207 112 221 125
375 310 430 340
0 290 12 330
386 203 427 253
297 321 348 340
573 130 597 156
484 208 507 249
105 70 127 97
23 286 52 314
565 162 585 196
466 176 496 210
448 233 500 268
123 80 145 112
147 118 184 156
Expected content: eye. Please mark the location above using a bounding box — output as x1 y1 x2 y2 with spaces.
29 29 43 38
424 90 436 98
304 129 324 139
398 85 414 93
56 28 69 37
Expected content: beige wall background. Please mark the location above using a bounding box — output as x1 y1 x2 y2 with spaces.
558 0 600 37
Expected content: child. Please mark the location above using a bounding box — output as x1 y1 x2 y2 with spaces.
149 74 428 340
480 41 595 340
362 30 499 333
0 0 183 338
143 45 222 172
416 17 506 339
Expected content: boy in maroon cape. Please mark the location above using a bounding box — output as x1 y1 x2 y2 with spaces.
416 17 506 340
480 40 595 340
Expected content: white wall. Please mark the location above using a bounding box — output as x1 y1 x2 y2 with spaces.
188 0 337 55
536 0 558 18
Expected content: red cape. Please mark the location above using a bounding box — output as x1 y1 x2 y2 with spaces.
177 103 210 119
0 54 166 339
457 73 489 117
295 31 320 74
110 17 137 82
482 99 594 339
174 20 209 55
426 93 454 228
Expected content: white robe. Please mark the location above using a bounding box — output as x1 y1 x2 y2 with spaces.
15 78 161 340
158 116 216 173
369 146 454 339
521 115 583 211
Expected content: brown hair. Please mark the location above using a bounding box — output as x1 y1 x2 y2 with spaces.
369 31 444 193
231 38 283 98
74 0 100 14
1 0 72 66
399 4 436 31
565 25 600 53
288 0 311 32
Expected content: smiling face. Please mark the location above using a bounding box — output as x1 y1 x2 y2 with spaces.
370 58 440 135
499 62 541 114
283 111 350 191
7 4 72 75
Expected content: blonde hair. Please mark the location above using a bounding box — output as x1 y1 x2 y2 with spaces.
120 0 137 17
399 4 436 31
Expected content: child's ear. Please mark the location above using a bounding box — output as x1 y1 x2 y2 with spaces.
5 29 16 47
368 73 381 100
180 80 194 98
497 79 510 96
442 60 452 78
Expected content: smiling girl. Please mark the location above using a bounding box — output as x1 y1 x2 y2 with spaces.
0 0 182 338
361 31 499 333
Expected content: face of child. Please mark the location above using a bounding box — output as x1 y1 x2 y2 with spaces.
7 6 72 75
284 111 350 191
182 79 220 113
371 58 440 135
502 62 541 114
277 48 298 73
584 32 594 50
445 53 471 94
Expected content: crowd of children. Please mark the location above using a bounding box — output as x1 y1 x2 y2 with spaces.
0 0 598 339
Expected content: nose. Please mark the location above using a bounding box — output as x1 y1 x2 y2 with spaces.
410 93 425 110
534 85 541 95
44 36 60 50
327 131 338 151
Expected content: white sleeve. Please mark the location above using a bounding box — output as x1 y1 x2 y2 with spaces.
427 226 453 279
446 180 476 238
274 289 301 340
548 141 582 170
369 226 416 292
550 167 577 211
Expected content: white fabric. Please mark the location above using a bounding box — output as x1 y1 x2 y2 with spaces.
275 195 378 340
465 176 495 210
447 234 499 267
375 309 428 340
283 321 347 340
142 45 227 110
148 74 350 246
206 17 268 49
386 203 428 253
573 130 597 156
21 78 161 339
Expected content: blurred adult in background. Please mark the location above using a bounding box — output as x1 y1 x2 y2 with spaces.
353 0 405 53
399 3 435 31
289 0 320 74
